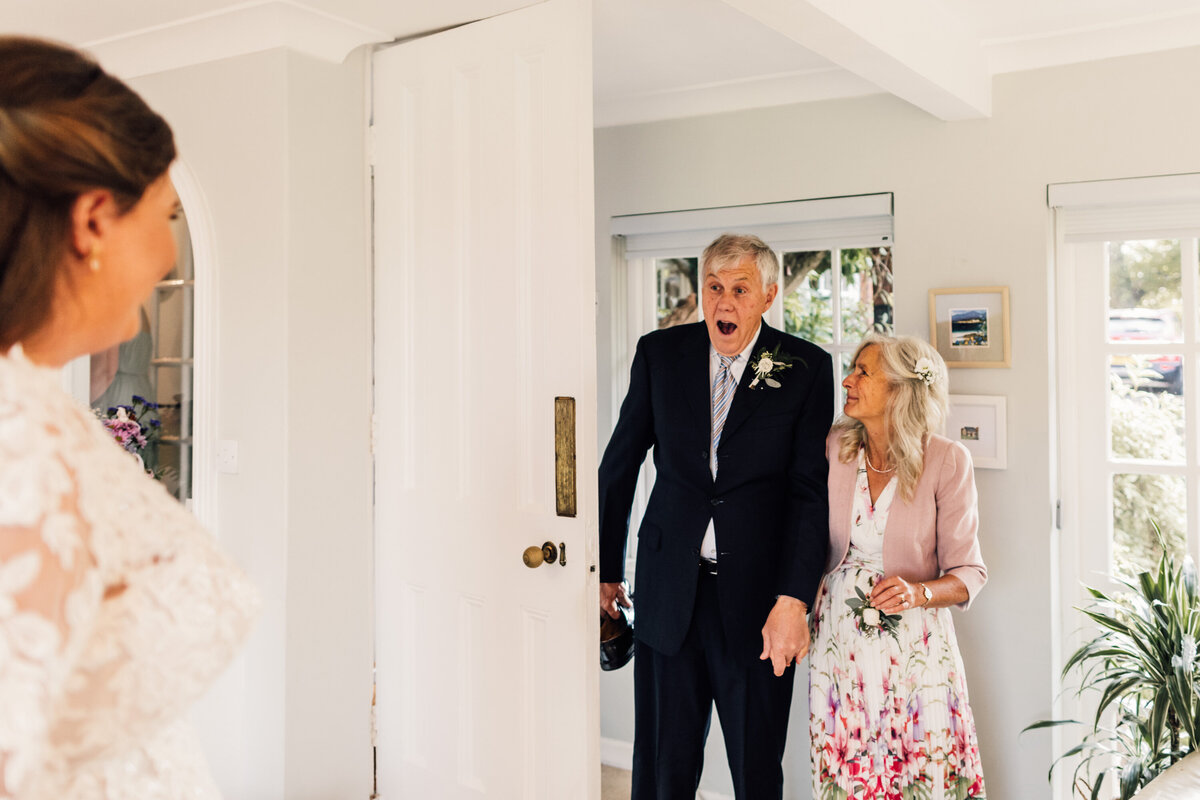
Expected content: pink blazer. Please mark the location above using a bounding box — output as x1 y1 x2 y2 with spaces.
825 429 987 608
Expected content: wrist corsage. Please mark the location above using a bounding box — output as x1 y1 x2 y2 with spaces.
846 579 902 640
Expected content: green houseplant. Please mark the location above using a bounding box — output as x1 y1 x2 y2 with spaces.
1028 525 1199 799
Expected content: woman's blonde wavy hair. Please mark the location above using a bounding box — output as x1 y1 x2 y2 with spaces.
833 333 949 502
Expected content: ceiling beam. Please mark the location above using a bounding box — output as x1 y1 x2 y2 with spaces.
720 0 991 120
84 1 390 79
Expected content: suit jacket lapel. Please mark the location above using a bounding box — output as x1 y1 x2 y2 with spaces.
718 320 776 443
677 323 712 441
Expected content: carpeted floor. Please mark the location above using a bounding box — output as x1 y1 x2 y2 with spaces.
601 764 632 800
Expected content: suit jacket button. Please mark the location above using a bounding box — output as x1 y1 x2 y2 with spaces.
700 450 708 460
691 547 699 555
710 498 722 506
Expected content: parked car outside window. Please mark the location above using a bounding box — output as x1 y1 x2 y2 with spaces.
1108 308 1182 394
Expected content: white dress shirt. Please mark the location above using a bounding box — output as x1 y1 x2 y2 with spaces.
700 324 762 562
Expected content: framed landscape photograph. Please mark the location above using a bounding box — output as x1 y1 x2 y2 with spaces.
946 395 1007 469
928 286 1011 368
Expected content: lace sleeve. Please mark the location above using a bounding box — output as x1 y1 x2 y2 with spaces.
0 350 258 799
0 455 100 798
46 517 259 769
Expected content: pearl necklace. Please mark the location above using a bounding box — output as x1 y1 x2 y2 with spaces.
864 448 896 473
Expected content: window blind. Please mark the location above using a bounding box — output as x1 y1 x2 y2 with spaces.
1050 173 1200 242
612 193 893 258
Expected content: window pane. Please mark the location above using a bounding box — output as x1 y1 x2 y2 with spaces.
89 209 194 504
840 247 893 341
782 250 833 343
1107 240 1182 344
148 208 194 503
1112 472 1187 580
839 351 853 410
656 258 698 329
1109 355 1185 462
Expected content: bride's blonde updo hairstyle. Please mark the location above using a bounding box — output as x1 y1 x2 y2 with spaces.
833 333 949 501
0 36 176 351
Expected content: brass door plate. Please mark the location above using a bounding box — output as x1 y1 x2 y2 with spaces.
554 397 576 517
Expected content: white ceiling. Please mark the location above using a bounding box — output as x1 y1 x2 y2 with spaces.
3 0 530 45
4 0 1199 127
593 0 1200 125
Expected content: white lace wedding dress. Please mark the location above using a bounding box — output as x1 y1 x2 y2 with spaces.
0 346 259 799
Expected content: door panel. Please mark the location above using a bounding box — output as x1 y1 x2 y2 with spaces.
372 1 598 797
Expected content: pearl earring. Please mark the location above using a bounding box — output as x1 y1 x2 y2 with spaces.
88 246 101 273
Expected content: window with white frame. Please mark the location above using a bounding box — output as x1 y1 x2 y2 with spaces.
612 193 895 408
780 245 893 381
1053 175 1200 591
609 194 895 546
1051 174 1200 795
89 204 196 504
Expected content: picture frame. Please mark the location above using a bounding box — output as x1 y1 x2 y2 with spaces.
946 395 1007 469
928 286 1011 368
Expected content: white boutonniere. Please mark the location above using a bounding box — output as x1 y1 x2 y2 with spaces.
913 357 937 387
845 579 902 640
748 344 795 390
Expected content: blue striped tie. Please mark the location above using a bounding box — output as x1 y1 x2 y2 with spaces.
711 354 736 476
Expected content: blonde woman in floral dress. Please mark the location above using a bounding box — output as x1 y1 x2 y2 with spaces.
810 334 987 800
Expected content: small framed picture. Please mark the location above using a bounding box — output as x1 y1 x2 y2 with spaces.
928 287 1011 368
946 395 1007 469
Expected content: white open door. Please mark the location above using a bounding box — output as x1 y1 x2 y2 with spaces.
372 1 598 797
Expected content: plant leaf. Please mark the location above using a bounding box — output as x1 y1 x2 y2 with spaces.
1119 757 1143 799
1021 719 1080 734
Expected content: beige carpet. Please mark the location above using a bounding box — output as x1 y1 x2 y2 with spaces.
601 764 632 800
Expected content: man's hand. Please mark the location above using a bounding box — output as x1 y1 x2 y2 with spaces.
759 595 809 677
600 581 632 619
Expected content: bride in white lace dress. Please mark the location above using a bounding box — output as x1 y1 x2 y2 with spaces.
0 37 258 798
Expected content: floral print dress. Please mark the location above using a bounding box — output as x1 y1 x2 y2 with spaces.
809 450 986 800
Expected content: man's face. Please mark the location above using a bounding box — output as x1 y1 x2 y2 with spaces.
701 255 777 356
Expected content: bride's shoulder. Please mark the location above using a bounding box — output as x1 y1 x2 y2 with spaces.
0 351 97 511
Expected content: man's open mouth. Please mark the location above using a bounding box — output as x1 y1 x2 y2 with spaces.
716 321 737 336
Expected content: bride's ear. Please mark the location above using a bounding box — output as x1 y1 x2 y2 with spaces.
68 188 118 265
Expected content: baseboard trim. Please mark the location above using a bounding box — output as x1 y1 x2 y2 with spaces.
599 738 734 800
600 736 633 769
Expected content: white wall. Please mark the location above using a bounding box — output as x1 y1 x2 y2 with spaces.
281 48 374 800
595 45 1200 799
131 46 373 799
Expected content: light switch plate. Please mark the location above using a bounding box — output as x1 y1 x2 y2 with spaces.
216 440 238 474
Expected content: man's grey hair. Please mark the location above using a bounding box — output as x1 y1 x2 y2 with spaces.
700 233 779 291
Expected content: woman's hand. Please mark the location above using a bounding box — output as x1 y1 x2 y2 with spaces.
870 575 968 613
870 575 922 614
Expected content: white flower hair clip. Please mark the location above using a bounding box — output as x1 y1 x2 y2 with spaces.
913 357 937 387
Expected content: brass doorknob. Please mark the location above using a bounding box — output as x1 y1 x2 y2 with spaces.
523 541 559 568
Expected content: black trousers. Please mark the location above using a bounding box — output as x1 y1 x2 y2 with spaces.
630 571 795 800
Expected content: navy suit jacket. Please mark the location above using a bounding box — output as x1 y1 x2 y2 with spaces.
598 321 833 662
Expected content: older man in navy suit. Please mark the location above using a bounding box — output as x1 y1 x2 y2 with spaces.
599 233 833 799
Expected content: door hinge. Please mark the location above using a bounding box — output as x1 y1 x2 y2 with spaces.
1055 500 1062 530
